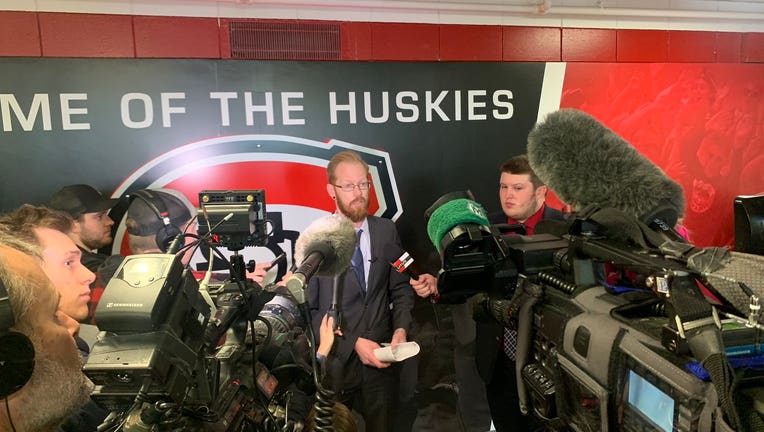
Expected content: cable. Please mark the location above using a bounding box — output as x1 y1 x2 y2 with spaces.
4 397 16 432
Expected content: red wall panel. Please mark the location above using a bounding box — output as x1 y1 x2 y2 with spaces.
716 32 742 63
1 12 761 64
617 29 668 62
134 16 220 58
0 11 41 56
562 28 616 62
439 25 502 61
341 22 372 61
503 27 560 61
371 23 439 61
38 13 134 57
742 33 764 62
668 30 716 62
219 19 232 58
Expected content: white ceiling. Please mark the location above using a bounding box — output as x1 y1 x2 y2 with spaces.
3 0 764 31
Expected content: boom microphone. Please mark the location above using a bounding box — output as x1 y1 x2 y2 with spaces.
527 109 685 228
527 110 764 319
286 214 356 304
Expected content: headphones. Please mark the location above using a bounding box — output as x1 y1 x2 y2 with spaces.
0 277 36 399
130 190 183 253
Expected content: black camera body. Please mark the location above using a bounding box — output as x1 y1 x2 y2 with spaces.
83 191 321 431
517 275 719 432
198 190 268 250
429 197 762 431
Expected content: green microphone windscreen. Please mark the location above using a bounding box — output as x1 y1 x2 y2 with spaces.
427 198 490 253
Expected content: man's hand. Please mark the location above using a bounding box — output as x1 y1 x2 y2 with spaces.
410 273 438 298
390 328 407 349
246 261 272 285
277 270 293 287
354 337 390 369
317 314 343 357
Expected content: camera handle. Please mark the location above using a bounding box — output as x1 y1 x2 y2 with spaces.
230 252 247 282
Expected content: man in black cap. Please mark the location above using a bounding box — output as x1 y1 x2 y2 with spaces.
96 188 194 285
48 184 118 273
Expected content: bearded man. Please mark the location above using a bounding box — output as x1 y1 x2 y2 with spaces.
306 150 415 432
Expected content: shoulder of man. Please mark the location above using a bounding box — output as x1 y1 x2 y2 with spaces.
367 215 396 229
487 211 506 224
542 206 566 222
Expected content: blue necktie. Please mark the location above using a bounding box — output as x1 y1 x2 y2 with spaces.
351 229 366 291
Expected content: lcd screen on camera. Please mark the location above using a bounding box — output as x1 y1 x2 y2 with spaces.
627 370 675 432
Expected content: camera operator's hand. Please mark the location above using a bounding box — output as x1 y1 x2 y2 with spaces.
246 261 273 285
410 273 438 298
317 314 343 357
355 337 390 369
277 270 292 287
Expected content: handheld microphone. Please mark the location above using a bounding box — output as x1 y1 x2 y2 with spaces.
286 214 356 305
391 251 441 303
391 251 418 280
527 109 685 229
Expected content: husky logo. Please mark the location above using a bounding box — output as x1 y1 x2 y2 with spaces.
108 135 402 279
467 201 486 219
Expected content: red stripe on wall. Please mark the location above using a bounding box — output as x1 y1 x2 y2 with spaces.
134 16 220 58
439 25 502 61
0 11 41 56
503 27 560 61
0 11 761 63
616 29 669 62
38 12 134 57
562 28 617 62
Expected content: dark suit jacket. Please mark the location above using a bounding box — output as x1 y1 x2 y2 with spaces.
476 205 565 382
307 216 415 390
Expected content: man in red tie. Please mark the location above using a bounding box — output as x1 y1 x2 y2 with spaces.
411 154 565 432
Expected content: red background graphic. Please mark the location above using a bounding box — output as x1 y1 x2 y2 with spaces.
114 160 382 256
560 63 764 247
162 161 379 212
1 10 763 249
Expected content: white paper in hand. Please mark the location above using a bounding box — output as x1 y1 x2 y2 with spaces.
373 341 420 362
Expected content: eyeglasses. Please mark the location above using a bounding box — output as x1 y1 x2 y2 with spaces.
332 182 372 192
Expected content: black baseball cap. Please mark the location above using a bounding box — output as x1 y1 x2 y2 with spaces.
126 189 192 236
48 184 118 217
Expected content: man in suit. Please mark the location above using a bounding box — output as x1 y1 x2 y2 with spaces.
307 150 415 432
412 154 564 432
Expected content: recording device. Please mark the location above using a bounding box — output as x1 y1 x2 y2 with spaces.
84 191 341 432
425 109 764 431
198 190 268 251
735 194 764 255
429 193 764 431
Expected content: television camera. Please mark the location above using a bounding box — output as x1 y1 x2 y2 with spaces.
84 190 334 432
426 192 764 432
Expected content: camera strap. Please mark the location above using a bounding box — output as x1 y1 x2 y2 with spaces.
666 274 746 431
513 275 545 415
